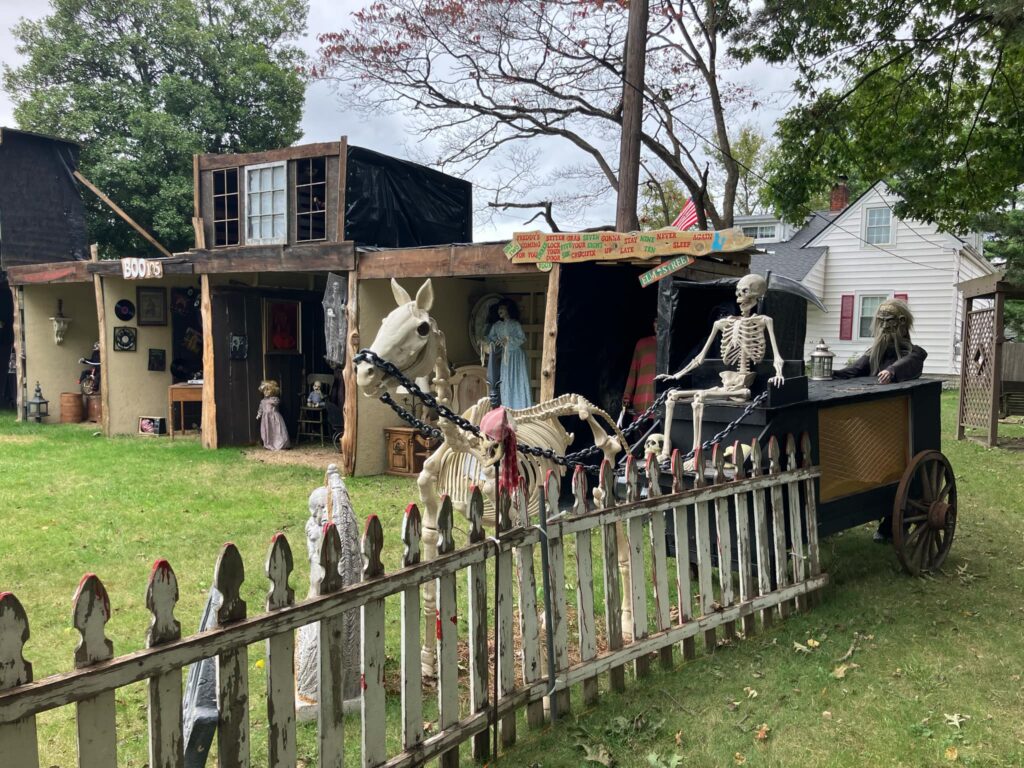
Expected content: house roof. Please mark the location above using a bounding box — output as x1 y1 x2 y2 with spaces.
749 211 837 281
0 126 81 148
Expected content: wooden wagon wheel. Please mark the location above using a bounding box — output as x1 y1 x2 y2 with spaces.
892 450 957 576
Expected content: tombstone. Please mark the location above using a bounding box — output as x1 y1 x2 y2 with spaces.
182 590 220 768
295 463 362 720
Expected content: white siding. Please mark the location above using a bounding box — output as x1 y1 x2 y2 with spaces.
803 183 994 375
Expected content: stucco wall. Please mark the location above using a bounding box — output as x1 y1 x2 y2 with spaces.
22 283 99 423
100 275 200 435
354 277 478 476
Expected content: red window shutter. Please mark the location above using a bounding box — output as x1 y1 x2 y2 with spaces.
894 292 908 303
839 294 855 340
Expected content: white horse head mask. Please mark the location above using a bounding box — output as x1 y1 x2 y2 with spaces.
355 279 439 395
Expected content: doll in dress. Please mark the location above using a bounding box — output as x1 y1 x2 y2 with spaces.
257 379 290 450
485 298 532 409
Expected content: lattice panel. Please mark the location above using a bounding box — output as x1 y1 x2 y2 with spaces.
818 396 910 503
960 308 996 429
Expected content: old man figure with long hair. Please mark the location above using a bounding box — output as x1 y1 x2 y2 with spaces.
834 298 927 384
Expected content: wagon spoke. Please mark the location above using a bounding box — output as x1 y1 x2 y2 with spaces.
902 514 928 525
936 478 952 504
917 464 932 502
912 527 932 569
907 499 930 513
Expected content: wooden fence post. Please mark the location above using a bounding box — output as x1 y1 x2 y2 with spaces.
623 457 650 678
713 445 737 641
571 466 600 705
315 526 346 768
543 471 571 717
361 516 387 767
0 593 40 767
646 454 674 670
73 574 118 767
495 490 517 747
466 488 491 761
801 432 822 606
400 505 424 752
767 437 791 620
671 450 696 661
731 441 756 638
435 497 460 768
264 537 296 768
146 560 185 768
785 435 807 613
692 447 717 653
598 460 626 692
750 439 774 629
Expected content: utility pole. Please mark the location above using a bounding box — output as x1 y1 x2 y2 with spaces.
615 0 649 232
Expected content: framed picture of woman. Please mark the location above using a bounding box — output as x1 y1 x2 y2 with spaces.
264 299 302 354
137 287 168 326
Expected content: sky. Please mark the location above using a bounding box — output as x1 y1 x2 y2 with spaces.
0 0 796 240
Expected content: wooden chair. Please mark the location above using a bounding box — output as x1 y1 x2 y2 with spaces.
297 374 334 446
449 365 489 414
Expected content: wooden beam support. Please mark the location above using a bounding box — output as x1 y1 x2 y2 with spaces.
73 171 173 258
197 142 342 171
86 261 194 276
540 265 560 401
10 285 23 421
341 264 359 475
189 243 355 275
356 243 534 280
4 262 92 286
336 136 348 243
91 245 111 436
200 274 217 450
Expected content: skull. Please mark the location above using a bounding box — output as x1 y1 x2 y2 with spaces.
481 436 505 468
736 274 767 311
644 433 665 457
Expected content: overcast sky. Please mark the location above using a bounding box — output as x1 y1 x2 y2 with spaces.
0 0 795 240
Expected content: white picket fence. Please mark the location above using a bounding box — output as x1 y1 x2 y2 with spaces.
0 435 825 767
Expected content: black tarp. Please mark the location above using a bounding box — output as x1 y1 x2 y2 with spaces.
344 146 472 248
0 128 88 268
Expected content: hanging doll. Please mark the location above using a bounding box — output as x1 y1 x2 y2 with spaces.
256 379 290 450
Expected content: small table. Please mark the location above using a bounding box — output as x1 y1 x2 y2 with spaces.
384 427 438 476
168 383 203 439
297 404 327 446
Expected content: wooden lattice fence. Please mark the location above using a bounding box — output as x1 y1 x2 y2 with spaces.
0 435 826 767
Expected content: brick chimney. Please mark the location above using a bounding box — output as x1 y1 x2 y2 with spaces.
830 175 849 212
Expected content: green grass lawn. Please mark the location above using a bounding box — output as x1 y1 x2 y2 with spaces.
2 393 1024 766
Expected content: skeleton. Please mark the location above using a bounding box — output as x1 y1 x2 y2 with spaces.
656 274 785 462
355 279 628 676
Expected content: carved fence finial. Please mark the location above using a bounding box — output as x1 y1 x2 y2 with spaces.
437 496 455 555
572 465 589 516
750 438 763 477
732 440 747 481
767 435 781 475
692 446 705 488
597 458 615 509
145 560 181 648
363 516 385 579
785 433 798 470
624 455 638 503
544 469 560 523
214 543 246 626
402 504 422 567
467 487 485 544
512 478 530 528
316 523 344 594
72 573 113 667
496 486 512 533
712 442 726 485
265 534 295 612
647 452 663 497
0 592 32 688
670 448 685 494
800 432 813 469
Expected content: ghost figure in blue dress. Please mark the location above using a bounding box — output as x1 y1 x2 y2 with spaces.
485 298 533 409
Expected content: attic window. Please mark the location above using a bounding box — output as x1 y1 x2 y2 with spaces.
296 157 327 242
865 206 893 245
245 162 286 245
742 224 776 240
212 168 239 247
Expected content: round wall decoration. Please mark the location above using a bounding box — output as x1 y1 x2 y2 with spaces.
468 293 504 358
114 299 136 321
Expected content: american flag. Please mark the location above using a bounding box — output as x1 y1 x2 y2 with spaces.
671 197 698 230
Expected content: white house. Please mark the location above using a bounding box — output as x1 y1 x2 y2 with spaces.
743 181 995 376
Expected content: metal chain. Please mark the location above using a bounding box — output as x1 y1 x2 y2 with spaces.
354 349 768 473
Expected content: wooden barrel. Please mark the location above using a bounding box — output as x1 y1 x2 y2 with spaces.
86 394 102 423
60 392 84 423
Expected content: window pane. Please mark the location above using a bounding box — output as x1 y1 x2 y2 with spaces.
866 225 890 244
226 194 238 219
274 214 285 238
311 211 326 240
214 221 227 246
273 190 285 214
297 213 309 242
214 196 226 221
273 165 284 189
311 157 326 182
859 296 886 337
226 168 238 194
226 220 239 245
214 170 225 196
261 217 272 239
248 218 259 239
248 170 260 193
297 158 311 185
867 208 889 226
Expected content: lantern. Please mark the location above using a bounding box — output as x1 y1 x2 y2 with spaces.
27 382 49 423
809 339 835 381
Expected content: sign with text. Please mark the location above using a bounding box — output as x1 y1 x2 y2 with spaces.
503 227 753 268
638 255 697 287
121 258 164 280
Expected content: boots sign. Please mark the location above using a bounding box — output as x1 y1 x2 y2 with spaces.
120 258 164 280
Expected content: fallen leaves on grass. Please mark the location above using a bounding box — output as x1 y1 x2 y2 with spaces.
674 730 684 747
734 753 747 765
754 723 771 742
822 711 833 720
945 746 959 761
582 743 615 766
806 638 821 648
743 686 758 699
944 713 970 729
832 662 860 679
793 641 812 654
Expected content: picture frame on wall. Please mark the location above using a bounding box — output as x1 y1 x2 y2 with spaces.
148 348 166 371
229 334 248 361
137 287 168 326
113 326 137 352
264 299 302 355
138 416 167 435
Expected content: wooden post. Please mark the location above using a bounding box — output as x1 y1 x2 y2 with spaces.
540 265 560 402
623 457 650 678
10 286 24 422
671 450 696 660
361 517 387 768
785 435 807 612
990 290 1005 447
315 527 346 768
73 574 118 767
750 439 774 629
200 274 217 449
341 267 359 475
571 467 601 703
512 482 546 727
956 295 972 440
598 461 626 692
264 537 296 768
692 448 717 653
336 136 348 243
92 245 111 436
800 433 822 607
0 593 40 766
495 490 516 746
213 545 250 767
768 437 790 620
712 445 736 640
731 442 756 637
544 472 571 716
400 506 424 752
615 0 649 232
145 561 185 768
435 498 459 768
466 489 490 760
646 454 674 669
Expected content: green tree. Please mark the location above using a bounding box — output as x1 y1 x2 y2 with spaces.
4 0 308 255
639 178 689 230
713 124 771 217
736 0 1024 232
979 207 1024 336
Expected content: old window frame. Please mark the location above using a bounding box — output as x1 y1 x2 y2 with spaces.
864 206 894 246
212 168 240 247
295 156 328 243
244 161 287 246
